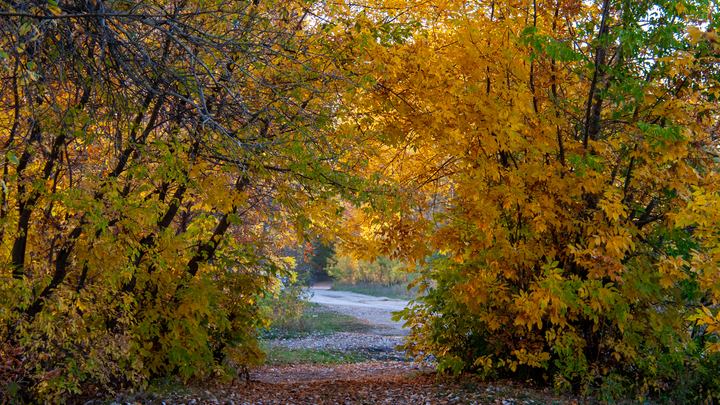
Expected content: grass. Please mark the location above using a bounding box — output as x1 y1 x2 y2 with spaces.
142 376 191 401
330 282 421 300
260 305 373 340
261 344 370 366
258 301 377 367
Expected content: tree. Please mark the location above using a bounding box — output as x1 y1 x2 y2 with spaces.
0 0 360 401
340 0 720 400
309 240 335 281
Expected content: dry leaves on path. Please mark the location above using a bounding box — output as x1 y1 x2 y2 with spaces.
102 362 580 405
250 361 430 384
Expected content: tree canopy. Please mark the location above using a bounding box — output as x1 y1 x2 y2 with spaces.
0 0 362 401
334 0 720 400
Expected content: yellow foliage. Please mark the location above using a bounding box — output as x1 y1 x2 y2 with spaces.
336 0 720 398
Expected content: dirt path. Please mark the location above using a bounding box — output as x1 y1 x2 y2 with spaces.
215 372 451 405
250 361 428 384
116 368 573 405
100 297 576 405
253 286 429 388
261 287 420 368
308 282 410 335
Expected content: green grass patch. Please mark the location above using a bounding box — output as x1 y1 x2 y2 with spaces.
144 375 190 398
261 344 370 366
260 309 373 340
330 282 420 300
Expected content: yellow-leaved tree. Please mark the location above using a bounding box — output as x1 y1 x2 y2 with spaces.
0 0 365 402
336 0 720 401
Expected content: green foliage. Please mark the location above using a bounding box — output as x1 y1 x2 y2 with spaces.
258 276 311 335
399 258 720 402
145 376 190 399
261 345 370 366
395 258 499 379
310 242 336 281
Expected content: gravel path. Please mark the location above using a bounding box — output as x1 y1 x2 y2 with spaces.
267 331 404 352
263 286 430 366
307 282 410 335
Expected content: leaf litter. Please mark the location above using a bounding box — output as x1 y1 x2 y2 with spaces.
99 365 579 405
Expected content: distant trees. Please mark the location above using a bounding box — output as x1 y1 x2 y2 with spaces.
326 254 409 286
310 241 335 281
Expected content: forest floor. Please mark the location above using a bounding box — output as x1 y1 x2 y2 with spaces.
95 286 585 405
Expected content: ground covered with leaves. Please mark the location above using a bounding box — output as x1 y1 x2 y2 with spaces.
100 365 580 405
